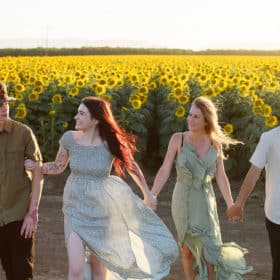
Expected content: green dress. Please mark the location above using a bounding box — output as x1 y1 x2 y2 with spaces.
172 139 252 279
60 131 179 280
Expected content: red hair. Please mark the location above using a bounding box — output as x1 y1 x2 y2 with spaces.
81 96 137 177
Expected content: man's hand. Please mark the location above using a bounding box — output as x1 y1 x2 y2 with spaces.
20 209 38 238
227 203 244 222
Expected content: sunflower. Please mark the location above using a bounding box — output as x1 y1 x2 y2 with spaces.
129 74 139 85
131 100 142 110
139 86 149 95
239 85 249 97
167 93 176 102
178 95 190 105
252 105 263 116
52 94 63 104
224 123 234 135
179 74 189 83
69 87 79 97
98 78 107 85
62 122 69 128
95 85 106 96
28 92 39 102
265 115 278 128
102 95 112 102
35 80 44 87
33 86 44 94
160 75 168 85
49 110 56 116
76 79 85 88
149 81 157 90
262 104 272 117
204 86 216 98
173 87 183 98
254 98 264 107
15 104 27 119
108 78 117 88
15 83 25 93
175 106 186 118
16 93 24 101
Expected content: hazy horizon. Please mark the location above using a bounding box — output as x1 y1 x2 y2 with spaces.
1 38 280 51
2 0 280 50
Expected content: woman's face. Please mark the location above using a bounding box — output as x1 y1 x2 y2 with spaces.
74 103 97 131
187 104 206 132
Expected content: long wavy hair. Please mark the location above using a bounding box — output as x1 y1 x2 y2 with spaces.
192 96 242 156
81 96 137 176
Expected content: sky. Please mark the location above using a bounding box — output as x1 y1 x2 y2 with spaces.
1 0 280 50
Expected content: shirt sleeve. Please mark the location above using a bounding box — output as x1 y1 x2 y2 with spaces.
25 127 42 161
249 133 269 169
59 130 72 151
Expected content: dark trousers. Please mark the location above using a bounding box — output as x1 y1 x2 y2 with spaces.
0 220 34 280
265 217 280 280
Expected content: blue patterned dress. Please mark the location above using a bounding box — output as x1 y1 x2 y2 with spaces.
59 131 179 280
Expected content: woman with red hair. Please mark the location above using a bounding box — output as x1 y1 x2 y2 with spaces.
26 96 178 280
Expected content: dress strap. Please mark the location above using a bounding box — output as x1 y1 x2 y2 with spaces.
181 133 184 147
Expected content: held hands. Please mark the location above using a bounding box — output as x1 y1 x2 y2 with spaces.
20 209 38 238
24 159 37 171
144 192 157 211
227 203 244 222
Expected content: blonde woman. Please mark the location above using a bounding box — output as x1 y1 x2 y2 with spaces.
151 96 252 279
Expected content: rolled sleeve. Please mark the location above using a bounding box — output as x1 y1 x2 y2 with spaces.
250 133 269 169
24 128 42 161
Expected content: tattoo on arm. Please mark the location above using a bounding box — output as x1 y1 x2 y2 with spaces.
42 148 69 174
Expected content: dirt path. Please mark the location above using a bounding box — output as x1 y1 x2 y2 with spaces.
0 170 271 279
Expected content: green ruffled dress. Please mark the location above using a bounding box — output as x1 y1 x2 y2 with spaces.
172 139 253 279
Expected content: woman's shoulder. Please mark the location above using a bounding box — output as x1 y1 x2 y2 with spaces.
59 130 75 148
61 130 75 140
169 132 184 145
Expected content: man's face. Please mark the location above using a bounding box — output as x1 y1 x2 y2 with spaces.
0 102 9 122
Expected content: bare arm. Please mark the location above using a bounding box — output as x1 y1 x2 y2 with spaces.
215 153 233 208
21 161 44 238
227 165 262 221
235 165 262 207
151 133 181 197
127 160 157 210
42 146 70 175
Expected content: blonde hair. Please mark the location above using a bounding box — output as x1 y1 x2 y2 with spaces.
192 96 242 155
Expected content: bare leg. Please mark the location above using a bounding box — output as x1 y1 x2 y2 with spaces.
90 255 107 280
206 262 214 280
202 246 215 280
181 244 196 280
67 232 85 280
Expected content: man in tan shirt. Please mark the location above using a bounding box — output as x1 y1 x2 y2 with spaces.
0 82 43 280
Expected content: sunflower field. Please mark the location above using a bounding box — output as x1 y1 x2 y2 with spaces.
1 55 280 177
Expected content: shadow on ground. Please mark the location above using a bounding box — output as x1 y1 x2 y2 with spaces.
0 168 271 279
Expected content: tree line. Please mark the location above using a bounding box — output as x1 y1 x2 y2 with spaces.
1 47 280 56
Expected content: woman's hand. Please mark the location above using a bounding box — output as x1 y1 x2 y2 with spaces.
24 159 37 171
144 192 157 211
227 203 244 222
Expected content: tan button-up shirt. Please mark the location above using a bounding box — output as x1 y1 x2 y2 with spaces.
0 119 42 226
